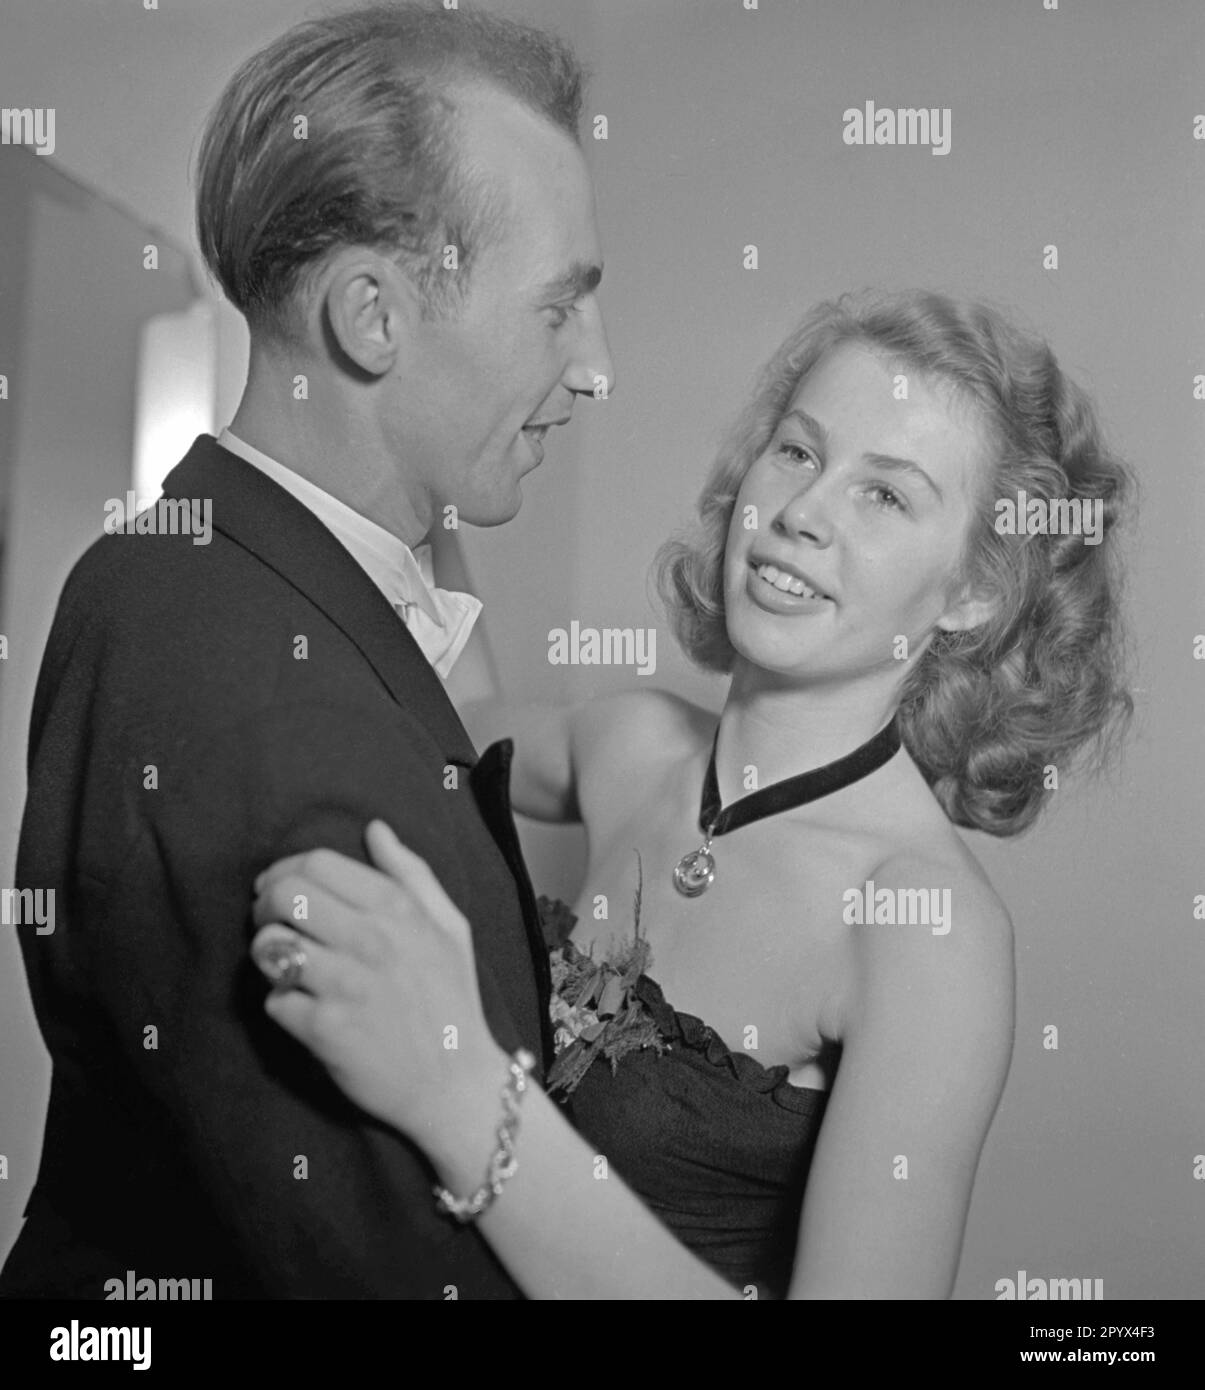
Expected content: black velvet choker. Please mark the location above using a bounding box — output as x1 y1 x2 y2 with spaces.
672 718 901 898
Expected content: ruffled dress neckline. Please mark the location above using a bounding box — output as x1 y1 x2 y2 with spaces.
633 973 828 1115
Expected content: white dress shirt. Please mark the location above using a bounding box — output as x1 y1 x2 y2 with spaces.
217 428 481 680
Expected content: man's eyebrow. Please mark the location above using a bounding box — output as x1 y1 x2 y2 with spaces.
538 261 603 301
780 409 944 502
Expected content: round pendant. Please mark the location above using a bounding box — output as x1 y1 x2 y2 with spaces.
673 846 716 898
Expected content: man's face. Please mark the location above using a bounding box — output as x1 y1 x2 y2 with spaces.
391 84 614 529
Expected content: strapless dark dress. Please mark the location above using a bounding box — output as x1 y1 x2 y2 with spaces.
557 971 832 1301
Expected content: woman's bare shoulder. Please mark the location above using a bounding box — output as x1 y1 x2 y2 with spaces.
845 828 1015 1030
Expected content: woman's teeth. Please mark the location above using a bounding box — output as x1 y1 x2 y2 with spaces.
755 563 822 599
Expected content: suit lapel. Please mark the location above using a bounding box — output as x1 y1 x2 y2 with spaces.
162 435 476 765
471 739 555 1063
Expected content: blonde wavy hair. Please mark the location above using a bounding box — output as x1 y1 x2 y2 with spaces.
656 290 1135 836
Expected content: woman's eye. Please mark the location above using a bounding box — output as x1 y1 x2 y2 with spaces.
774 441 816 465
546 303 576 329
868 484 905 512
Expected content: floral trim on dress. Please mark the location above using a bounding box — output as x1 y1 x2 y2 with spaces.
539 857 666 1097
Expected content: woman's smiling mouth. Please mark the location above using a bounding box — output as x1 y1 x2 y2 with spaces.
746 555 834 612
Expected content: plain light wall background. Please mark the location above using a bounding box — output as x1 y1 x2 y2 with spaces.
0 151 200 1266
0 0 1201 1298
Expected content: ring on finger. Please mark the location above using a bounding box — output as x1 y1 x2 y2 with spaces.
255 934 308 992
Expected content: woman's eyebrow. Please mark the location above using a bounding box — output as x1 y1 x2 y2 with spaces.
781 408 829 444
781 409 944 501
864 453 944 502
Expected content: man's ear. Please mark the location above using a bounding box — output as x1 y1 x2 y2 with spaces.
321 251 418 377
936 578 997 634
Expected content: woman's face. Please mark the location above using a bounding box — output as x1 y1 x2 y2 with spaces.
722 340 994 686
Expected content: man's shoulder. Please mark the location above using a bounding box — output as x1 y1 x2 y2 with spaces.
66 520 267 608
47 527 398 740
58 519 339 687
36 497 467 791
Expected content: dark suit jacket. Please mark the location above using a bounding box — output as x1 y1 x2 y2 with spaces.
0 435 552 1299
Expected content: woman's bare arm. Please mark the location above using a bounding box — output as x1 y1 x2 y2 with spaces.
432 1047 740 1300
786 853 1015 1298
253 835 1014 1302
433 853 1014 1301
461 689 691 825
461 698 582 823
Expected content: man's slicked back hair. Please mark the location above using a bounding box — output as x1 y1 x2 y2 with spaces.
195 1 585 341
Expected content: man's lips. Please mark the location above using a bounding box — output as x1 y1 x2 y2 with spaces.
520 416 571 467
523 415 572 433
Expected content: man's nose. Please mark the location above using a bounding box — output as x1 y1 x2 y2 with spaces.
563 298 616 401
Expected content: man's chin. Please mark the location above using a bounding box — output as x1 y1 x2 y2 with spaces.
489 495 524 526
455 489 524 529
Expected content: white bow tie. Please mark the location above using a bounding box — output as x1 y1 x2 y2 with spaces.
393 543 482 680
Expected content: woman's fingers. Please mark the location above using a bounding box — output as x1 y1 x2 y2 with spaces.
365 820 469 937
250 829 495 1137
253 870 412 969
253 928 374 1087
255 845 403 913
262 986 326 1055
254 872 358 947
254 828 465 958
250 924 366 1002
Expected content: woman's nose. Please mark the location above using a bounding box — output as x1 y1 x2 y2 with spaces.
775 476 835 546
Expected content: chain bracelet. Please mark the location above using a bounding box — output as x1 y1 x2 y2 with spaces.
433 1047 536 1223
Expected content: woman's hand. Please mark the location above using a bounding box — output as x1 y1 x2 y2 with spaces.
250 821 507 1156
251 827 741 1301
